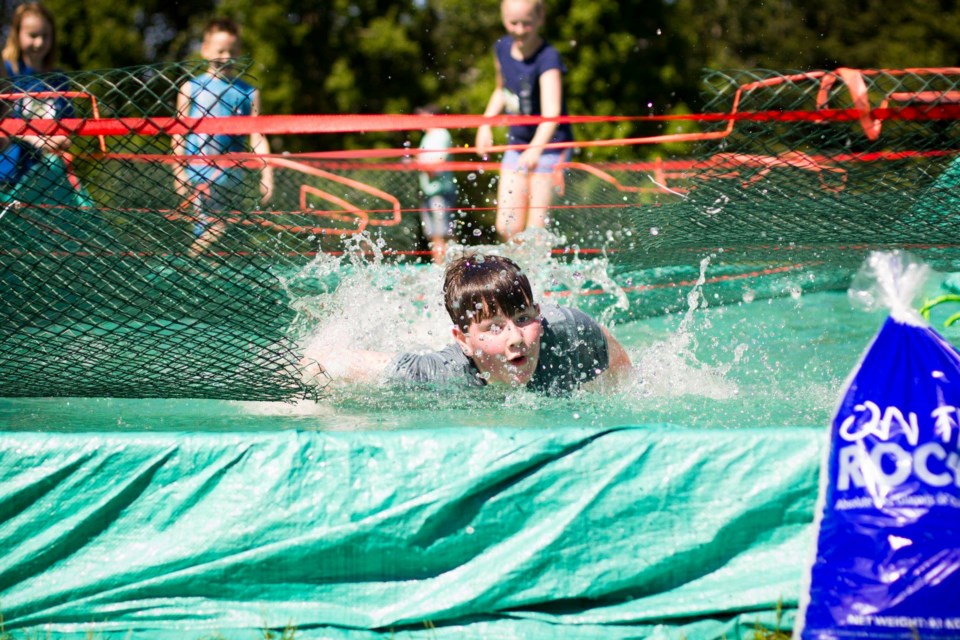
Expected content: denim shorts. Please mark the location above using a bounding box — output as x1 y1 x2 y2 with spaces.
501 148 570 174
190 175 246 236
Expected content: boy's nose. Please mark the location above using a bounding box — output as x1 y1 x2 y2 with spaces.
504 321 524 346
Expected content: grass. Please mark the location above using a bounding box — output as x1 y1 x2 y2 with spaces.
0 612 297 640
751 599 790 640
1 609 791 640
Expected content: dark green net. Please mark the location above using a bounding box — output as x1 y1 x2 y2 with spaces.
2 64 960 398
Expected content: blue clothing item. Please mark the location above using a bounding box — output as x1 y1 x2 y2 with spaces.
182 72 256 185
4 60 74 120
501 148 570 174
386 304 609 396
0 61 72 186
494 36 573 146
0 139 38 186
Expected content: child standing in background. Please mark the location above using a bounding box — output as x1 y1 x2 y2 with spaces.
172 17 273 258
475 0 573 242
0 1 71 184
416 104 458 264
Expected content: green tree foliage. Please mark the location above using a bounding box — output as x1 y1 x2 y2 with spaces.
19 0 960 157
32 0 212 69
671 0 960 71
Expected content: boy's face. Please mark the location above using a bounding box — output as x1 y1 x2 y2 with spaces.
453 305 543 386
501 0 543 46
200 30 240 72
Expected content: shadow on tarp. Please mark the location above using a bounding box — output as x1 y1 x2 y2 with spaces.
0 425 820 639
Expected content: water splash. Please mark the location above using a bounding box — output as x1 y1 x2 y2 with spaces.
283 236 450 385
629 256 747 400
259 242 868 429
282 228 632 391
448 226 629 322
280 233 759 414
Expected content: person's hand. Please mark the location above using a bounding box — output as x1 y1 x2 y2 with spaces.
475 125 493 159
517 146 544 172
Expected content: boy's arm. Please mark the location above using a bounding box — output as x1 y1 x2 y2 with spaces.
171 85 191 200
476 56 504 157
250 89 273 203
593 326 632 389
300 346 393 384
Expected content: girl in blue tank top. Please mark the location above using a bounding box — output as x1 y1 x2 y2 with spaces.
476 0 573 242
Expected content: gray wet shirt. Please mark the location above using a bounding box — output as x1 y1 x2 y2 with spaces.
385 304 610 395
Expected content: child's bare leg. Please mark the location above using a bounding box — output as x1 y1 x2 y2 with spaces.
188 219 227 258
524 172 556 230
495 168 530 241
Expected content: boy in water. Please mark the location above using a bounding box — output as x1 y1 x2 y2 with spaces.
172 17 273 257
303 254 631 395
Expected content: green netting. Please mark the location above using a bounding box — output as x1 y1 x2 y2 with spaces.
0 61 321 400
4 63 960 399
607 69 960 319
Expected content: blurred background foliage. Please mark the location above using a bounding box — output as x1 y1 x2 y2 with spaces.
2 0 960 158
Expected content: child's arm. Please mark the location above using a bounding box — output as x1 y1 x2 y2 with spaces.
300 346 394 384
589 327 632 390
249 89 273 203
171 84 191 200
517 68 562 171
476 57 504 157
18 132 70 152
16 91 72 153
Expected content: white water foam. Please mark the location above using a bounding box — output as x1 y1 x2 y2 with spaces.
627 256 747 401
278 233 747 407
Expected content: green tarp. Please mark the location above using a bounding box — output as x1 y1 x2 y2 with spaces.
0 424 822 639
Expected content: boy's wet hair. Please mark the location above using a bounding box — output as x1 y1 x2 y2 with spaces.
444 254 536 331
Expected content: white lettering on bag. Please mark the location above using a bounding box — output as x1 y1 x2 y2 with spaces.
839 401 920 446
837 443 960 491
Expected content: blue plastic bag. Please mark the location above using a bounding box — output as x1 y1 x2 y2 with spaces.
796 252 960 639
